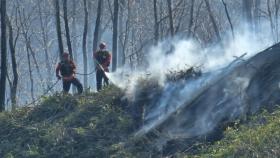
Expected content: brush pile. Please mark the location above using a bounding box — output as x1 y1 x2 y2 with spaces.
123 66 203 129
166 66 202 82
132 66 202 94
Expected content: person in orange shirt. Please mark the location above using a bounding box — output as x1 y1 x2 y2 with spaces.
93 42 111 91
56 52 83 94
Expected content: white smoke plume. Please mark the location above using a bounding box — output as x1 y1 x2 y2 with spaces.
109 30 271 94
108 29 274 139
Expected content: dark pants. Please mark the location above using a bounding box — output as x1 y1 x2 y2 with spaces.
96 69 109 91
63 78 83 94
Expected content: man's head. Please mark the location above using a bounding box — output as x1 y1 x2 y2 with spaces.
62 52 70 61
99 42 106 50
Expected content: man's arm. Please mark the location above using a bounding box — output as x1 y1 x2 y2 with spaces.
56 63 62 79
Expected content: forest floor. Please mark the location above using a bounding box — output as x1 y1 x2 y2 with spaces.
0 85 280 158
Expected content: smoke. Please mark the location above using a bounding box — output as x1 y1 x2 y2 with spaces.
135 62 245 137
108 29 273 140
162 75 251 139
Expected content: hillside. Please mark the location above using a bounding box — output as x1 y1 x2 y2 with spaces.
0 85 280 158
2 0 280 157
0 86 136 158
185 107 280 158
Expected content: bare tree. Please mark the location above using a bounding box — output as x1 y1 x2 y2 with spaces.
187 0 195 38
274 0 280 41
167 0 174 37
71 0 78 62
92 0 103 54
38 1 52 86
222 0 235 39
17 5 44 91
16 5 36 102
119 0 131 66
267 0 274 39
112 0 119 71
63 0 73 59
54 0 64 59
118 0 124 67
0 0 7 111
243 0 254 29
17 6 36 102
82 0 89 88
19 11 44 83
7 16 19 110
254 0 261 33
204 0 222 43
153 0 159 44
26 44 35 102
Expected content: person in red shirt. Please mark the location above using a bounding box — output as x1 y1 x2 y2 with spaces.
94 42 111 91
56 52 83 94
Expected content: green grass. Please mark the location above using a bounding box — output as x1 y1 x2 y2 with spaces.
0 85 135 158
184 107 280 158
1 85 280 158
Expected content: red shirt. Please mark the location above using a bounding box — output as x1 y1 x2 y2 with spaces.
94 49 111 71
56 60 76 77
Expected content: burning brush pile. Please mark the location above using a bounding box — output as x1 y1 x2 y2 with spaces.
123 66 203 128
166 66 202 82
132 66 202 93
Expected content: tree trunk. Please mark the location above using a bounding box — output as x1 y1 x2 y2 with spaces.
63 0 73 59
204 0 222 43
174 0 186 34
92 0 103 54
7 17 18 111
243 0 254 29
72 0 78 63
86 1 93 68
275 0 280 42
26 37 44 82
17 2 44 97
112 0 119 72
167 0 174 37
26 46 35 103
153 0 159 44
118 0 125 67
70 0 77 94
91 0 103 90
121 0 131 66
187 0 194 38
38 1 52 86
82 0 88 89
54 0 64 59
267 0 275 40
159 1 165 40
221 0 235 40
0 0 7 111
254 0 261 33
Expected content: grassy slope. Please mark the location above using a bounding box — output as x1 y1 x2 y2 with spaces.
1 85 280 158
0 86 135 158
184 108 280 158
